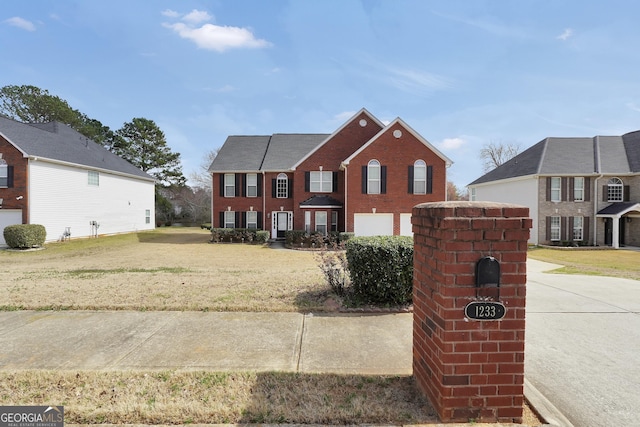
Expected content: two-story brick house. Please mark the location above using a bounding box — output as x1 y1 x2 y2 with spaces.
208 109 453 238
468 131 640 248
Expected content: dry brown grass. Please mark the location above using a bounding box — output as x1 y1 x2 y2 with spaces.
0 370 436 424
528 247 640 280
0 228 329 312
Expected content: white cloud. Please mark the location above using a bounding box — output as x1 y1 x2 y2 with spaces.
557 28 574 41
161 9 180 18
162 8 271 52
183 9 212 25
4 16 36 31
439 137 467 150
334 111 356 122
386 66 453 93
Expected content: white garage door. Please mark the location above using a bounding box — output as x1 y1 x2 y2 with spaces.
0 210 23 246
353 213 393 236
400 213 413 236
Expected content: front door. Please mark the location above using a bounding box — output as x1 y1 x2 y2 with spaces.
604 218 613 246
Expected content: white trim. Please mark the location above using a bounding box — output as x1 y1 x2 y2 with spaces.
291 108 384 170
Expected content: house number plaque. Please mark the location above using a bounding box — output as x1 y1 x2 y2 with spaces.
464 301 506 321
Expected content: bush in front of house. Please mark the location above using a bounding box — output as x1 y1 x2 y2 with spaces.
3 224 46 249
210 228 266 244
345 235 413 305
285 231 350 248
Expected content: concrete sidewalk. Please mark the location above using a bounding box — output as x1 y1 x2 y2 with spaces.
0 311 412 374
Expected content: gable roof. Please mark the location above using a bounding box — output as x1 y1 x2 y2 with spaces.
341 117 453 167
0 116 153 181
468 131 640 186
261 134 329 171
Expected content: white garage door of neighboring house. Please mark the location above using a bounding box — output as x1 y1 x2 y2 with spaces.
0 210 23 246
400 213 412 236
353 213 393 236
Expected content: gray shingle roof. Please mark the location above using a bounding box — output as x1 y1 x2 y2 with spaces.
469 131 640 186
209 133 329 172
0 116 153 180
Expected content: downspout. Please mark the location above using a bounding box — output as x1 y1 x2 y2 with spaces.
262 171 266 231
593 174 603 245
343 165 348 233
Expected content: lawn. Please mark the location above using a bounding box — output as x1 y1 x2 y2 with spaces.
528 247 640 280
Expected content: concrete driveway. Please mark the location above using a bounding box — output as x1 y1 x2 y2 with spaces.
526 259 640 427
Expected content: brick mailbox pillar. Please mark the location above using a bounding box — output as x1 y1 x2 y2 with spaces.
412 201 531 423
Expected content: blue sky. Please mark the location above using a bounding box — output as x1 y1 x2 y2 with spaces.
3 0 640 190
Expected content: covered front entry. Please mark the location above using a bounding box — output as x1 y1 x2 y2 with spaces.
271 211 292 240
597 202 640 248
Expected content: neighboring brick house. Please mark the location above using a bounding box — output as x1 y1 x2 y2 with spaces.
208 108 453 238
468 131 640 248
0 116 155 245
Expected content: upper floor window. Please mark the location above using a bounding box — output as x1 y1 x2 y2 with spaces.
550 177 561 202
276 173 288 198
367 160 381 194
88 170 99 186
310 171 332 192
224 173 235 197
0 159 7 187
413 160 427 194
607 177 623 202
246 173 257 197
573 177 584 202
470 188 477 201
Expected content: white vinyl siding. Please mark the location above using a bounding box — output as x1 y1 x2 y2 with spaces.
29 161 154 242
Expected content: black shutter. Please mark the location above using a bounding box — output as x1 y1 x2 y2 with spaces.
602 185 607 202
568 217 574 240
305 172 310 192
288 178 293 198
219 174 224 196
408 166 414 193
545 216 551 241
584 217 590 243
361 166 367 193
219 212 224 228
561 217 569 241
426 165 433 194
332 172 338 192
624 185 631 201
257 212 263 230
235 174 241 197
546 177 552 201
584 178 591 202
242 174 247 197
235 211 241 228
272 179 277 198
381 165 387 194
242 212 247 228
7 166 13 188
569 178 575 202
257 174 263 197
561 177 568 201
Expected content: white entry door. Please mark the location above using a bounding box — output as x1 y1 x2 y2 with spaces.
272 211 292 239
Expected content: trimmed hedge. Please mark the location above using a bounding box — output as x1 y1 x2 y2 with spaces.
210 228 268 244
285 231 354 248
345 235 413 305
3 224 46 249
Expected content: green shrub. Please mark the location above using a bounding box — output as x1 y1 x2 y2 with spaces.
285 230 342 248
345 236 413 305
338 232 354 242
4 224 46 249
210 228 265 244
200 223 212 230
255 230 270 243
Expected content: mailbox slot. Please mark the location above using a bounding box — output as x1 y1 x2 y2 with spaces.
476 256 500 299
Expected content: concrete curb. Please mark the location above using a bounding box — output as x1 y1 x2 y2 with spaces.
524 379 574 427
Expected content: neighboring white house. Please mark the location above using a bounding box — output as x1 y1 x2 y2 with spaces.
0 117 155 245
468 132 640 248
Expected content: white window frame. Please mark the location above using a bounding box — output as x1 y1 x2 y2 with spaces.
413 160 427 195
224 173 235 198
246 211 258 229
470 188 476 201
88 170 99 186
331 211 338 232
550 216 561 241
224 210 235 228
145 209 151 224
607 177 623 202
246 173 257 198
550 177 561 202
315 211 327 235
0 159 7 187
310 171 332 193
304 211 311 233
574 177 584 202
573 216 583 241
276 173 288 198
367 160 381 194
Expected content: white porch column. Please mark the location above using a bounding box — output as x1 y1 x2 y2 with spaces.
612 216 620 249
